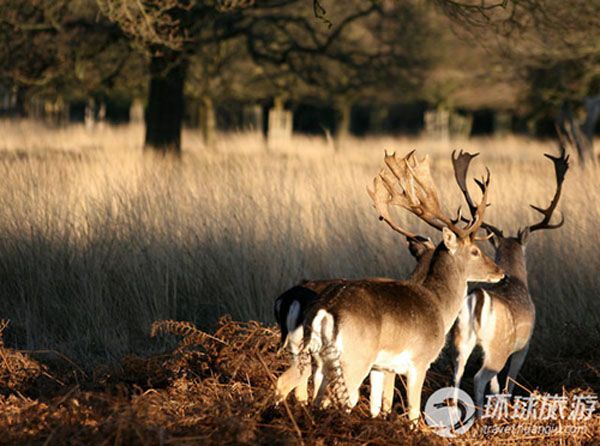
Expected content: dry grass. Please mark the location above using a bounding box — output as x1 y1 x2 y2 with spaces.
0 118 597 443
0 119 598 366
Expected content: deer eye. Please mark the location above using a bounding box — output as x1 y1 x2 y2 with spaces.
471 248 480 256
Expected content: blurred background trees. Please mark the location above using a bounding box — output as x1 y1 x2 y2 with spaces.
0 0 598 157
439 0 600 161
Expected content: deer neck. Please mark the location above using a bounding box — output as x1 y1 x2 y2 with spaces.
496 245 529 286
406 249 435 284
422 244 469 334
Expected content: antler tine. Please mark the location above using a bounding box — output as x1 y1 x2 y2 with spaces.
451 206 494 241
462 167 491 238
450 207 463 225
468 167 504 240
451 150 480 217
522 145 570 235
394 151 471 236
367 174 420 241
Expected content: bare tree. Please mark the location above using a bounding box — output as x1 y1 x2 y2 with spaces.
97 0 426 153
0 1 133 115
435 0 600 162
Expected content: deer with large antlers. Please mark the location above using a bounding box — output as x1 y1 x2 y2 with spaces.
274 157 438 412
297 150 504 422
451 147 569 415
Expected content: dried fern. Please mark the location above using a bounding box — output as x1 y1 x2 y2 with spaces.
0 319 9 347
150 320 227 350
150 320 200 339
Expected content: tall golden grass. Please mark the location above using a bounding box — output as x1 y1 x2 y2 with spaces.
0 119 597 367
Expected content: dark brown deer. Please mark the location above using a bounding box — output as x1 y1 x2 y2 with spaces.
451 147 569 415
300 150 504 422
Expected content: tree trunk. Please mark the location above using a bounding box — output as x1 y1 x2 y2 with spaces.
335 101 351 142
145 52 187 153
200 97 216 148
85 98 95 130
14 86 26 117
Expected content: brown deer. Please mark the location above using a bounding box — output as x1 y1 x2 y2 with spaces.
450 147 569 415
300 150 504 422
274 236 435 417
274 160 438 413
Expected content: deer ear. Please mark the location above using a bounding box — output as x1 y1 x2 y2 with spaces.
408 236 435 259
442 227 458 254
408 240 426 259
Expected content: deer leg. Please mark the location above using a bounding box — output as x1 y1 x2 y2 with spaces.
276 326 309 403
369 370 385 417
311 353 332 408
312 357 324 402
312 351 330 408
474 366 498 416
339 356 372 410
489 375 500 394
406 365 427 423
505 344 529 394
276 357 308 403
381 371 396 416
292 360 311 403
452 304 477 398
474 347 506 415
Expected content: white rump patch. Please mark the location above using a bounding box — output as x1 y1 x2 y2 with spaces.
478 291 496 342
308 309 335 353
458 292 477 331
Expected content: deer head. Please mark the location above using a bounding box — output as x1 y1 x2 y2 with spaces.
452 147 569 280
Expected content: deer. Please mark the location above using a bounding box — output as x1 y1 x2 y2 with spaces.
274 236 435 417
450 147 569 415
299 150 504 422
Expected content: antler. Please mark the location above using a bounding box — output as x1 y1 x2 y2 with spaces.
451 150 497 240
519 145 570 238
452 150 480 217
369 150 490 240
367 172 421 241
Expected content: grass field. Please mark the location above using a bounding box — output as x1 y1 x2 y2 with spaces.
0 119 598 444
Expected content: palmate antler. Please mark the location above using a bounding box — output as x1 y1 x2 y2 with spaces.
368 150 490 240
367 165 422 241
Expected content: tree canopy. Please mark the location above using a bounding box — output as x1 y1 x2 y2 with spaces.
0 1 597 154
